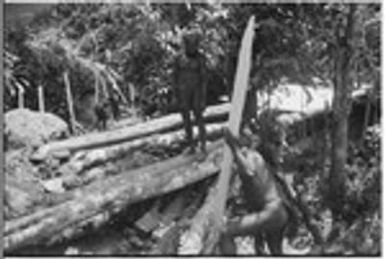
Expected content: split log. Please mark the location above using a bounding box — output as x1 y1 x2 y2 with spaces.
31 103 230 161
178 181 219 255
4 141 224 253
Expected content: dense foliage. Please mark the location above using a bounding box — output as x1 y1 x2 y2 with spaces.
4 3 381 255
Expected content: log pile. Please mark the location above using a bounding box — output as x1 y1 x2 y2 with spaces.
4 141 224 253
30 103 230 161
5 83 375 254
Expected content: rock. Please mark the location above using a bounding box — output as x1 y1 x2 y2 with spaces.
41 178 66 193
5 108 69 151
64 247 80 255
52 149 71 160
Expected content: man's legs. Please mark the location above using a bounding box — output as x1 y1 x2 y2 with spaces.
192 89 207 154
220 201 287 255
193 107 206 154
181 109 195 153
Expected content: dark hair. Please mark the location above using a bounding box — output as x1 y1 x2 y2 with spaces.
182 29 201 44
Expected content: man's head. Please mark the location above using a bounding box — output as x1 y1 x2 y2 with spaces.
182 29 201 57
258 122 287 167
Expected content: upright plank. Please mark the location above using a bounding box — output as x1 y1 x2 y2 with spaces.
213 15 255 222
201 16 255 254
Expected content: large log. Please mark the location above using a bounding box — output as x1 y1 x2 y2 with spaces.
58 122 226 178
31 103 230 161
4 141 224 253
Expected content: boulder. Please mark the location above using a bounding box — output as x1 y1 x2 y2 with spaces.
5 109 69 150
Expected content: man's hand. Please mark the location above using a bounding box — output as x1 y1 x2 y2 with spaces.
223 128 239 150
222 128 232 142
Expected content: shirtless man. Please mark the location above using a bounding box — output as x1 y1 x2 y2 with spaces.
220 128 289 255
173 29 207 155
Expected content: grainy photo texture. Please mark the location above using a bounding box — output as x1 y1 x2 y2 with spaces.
3 1 381 256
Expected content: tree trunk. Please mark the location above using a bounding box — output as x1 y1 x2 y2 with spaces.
115 102 230 129
57 122 226 180
328 5 356 216
31 103 230 161
4 141 224 253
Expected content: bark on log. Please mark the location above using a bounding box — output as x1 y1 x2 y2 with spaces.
31 103 230 161
4 141 224 253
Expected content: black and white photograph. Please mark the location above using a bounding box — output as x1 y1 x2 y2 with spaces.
3 1 381 256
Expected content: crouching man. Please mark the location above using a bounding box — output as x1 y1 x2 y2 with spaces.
219 128 289 255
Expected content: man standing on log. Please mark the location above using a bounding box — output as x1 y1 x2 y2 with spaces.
173 28 208 156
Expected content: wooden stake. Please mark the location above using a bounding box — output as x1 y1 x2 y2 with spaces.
64 71 76 133
17 86 24 109
38 85 45 113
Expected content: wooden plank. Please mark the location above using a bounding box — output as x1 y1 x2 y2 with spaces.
214 14 255 225
205 16 255 253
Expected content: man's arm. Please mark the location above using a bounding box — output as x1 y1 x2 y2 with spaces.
223 128 252 174
200 55 208 110
225 199 286 236
172 56 180 104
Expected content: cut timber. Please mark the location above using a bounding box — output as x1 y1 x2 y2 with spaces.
160 195 186 226
178 181 218 255
57 122 226 178
31 103 230 161
4 141 224 253
186 15 255 254
135 200 162 234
